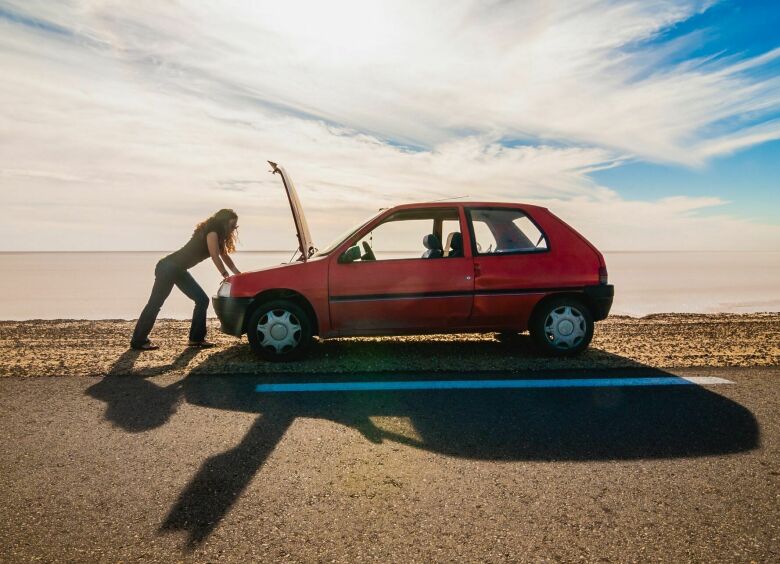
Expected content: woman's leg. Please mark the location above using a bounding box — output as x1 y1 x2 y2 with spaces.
131 262 177 347
173 270 210 342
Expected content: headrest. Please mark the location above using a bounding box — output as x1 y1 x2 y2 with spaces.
423 233 442 250
449 232 463 248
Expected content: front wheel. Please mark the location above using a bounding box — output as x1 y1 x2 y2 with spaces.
529 298 594 356
247 300 313 362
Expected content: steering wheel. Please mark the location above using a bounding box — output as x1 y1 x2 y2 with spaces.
361 241 376 261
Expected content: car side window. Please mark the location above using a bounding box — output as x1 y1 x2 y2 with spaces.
471 220 498 253
350 208 461 261
468 208 548 255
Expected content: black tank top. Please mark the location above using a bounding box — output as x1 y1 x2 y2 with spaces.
164 231 216 270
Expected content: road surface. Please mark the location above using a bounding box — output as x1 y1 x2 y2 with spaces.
1 365 778 562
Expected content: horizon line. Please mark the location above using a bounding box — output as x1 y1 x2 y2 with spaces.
1 249 780 254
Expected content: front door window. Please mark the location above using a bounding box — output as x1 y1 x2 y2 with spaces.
352 208 463 261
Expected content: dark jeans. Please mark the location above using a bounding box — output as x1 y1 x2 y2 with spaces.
131 258 209 346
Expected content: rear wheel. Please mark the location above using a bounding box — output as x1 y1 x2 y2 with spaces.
529 297 593 356
247 300 313 362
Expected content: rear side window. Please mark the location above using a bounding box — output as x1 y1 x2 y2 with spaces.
468 208 548 255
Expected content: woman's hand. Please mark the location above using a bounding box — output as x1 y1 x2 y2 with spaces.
220 251 241 277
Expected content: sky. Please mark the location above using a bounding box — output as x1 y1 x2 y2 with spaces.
0 0 779 252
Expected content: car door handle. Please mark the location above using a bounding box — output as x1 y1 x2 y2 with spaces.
474 263 482 277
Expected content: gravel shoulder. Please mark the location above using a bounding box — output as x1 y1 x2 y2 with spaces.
1 313 778 377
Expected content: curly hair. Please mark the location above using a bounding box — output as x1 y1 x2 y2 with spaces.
194 208 239 254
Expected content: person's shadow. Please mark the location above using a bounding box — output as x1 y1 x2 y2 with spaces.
87 348 200 432
86 340 760 549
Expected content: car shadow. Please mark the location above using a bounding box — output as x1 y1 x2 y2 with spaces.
86 343 759 548
182 333 662 374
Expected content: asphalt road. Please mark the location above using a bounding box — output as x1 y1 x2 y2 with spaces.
1 366 778 562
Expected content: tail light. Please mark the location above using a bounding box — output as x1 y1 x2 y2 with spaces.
599 266 608 285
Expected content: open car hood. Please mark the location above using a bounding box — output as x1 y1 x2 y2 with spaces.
268 161 315 261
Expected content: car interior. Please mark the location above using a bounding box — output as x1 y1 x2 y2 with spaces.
421 234 443 258
344 208 547 262
444 232 464 257
349 208 464 261
469 209 547 254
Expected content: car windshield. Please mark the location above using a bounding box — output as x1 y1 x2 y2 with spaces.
312 210 384 257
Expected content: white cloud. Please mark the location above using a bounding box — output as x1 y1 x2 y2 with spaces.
695 118 780 159
0 0 778 251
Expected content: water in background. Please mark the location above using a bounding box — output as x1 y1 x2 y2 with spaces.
0 251 778 320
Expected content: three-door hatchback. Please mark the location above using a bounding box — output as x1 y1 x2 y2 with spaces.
213 162 614 361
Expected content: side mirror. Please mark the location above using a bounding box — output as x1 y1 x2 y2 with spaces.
338 245 362 264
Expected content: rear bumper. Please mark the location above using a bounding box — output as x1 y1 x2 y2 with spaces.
212 296 252 337
584 284 614 321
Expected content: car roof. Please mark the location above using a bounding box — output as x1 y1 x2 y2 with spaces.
387 201 549 212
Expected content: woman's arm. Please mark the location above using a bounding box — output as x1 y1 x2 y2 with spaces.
206 232 230 279
221 252 241 275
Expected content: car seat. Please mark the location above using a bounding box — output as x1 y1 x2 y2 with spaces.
421 234 443 258
445 232 463 258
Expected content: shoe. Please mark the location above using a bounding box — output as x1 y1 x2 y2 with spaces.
131 341 159 351
187 340 216 349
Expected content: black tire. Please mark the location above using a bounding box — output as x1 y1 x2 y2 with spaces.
529 297 594 356
246 299 313 362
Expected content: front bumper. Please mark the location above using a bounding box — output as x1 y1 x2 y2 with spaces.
212 296 252 337
584 284 614 321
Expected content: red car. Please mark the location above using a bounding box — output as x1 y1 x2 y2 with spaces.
213 162 613 361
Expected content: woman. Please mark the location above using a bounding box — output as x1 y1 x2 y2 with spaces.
130 209 241 351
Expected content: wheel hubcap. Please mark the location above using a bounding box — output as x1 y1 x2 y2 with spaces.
257 309 302 354
270 323 288 340
558 319 574 336
543 306 586 349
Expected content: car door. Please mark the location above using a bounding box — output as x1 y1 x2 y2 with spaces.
466 206 557 328
329 207 474 334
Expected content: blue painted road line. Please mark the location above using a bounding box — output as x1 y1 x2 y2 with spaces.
255 376 733 393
